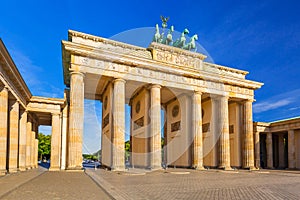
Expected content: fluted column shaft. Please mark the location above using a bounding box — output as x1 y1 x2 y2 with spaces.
8 99 19 172
34 138 38 168
192 91 204 169
288 129 295 169
218 95 231 170
50 113 61 170
61 103 68 170
243 100 255 169
254 131 260 169
26 117 32 169
0 86 8 175
68 71 84 170
31 123 37 168
111 79 126 171
266 132 273 168
18 110 27 171
150 84 162 169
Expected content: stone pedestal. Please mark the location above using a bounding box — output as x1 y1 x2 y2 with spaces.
18 110 27 171
288 130 295 169
243 100 255 169
111 79 126 171
0 86 8 175
217 96 231 170
8 100 19 173
67 71 84 170
50 113 61 171
266 133 273 169
149 84 162 170
192 91 204 170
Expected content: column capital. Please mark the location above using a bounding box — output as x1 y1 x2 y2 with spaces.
242 99 254 103
70 70 85 77
194 90 202 95
112 78 126 84
51 112 61 117
0 85 9 91
210 94 229 100
149 84 161 89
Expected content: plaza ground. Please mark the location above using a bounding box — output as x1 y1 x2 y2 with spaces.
1 167 300 200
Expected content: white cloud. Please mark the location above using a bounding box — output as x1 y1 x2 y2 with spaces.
253 89 300 114
253 99 292 113
289 106 300 111
9 48 42 86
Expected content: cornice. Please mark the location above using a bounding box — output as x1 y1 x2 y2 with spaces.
68 30 147 52
30 96 65 105
204 62 248 76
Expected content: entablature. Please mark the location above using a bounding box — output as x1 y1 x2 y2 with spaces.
62 30 263 101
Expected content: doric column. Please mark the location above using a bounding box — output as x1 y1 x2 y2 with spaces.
149 84 162 170
288 130 295 169
50 113 61 170
243 100 255 169
266 132 273 169
217 95 231 170
0 86 8 175
192 91 204 170
111 78 126 171
8 99 19 173
254 131 260 169
61 103 68 170
26 117 32 169
68 71 84 170
18 110 28 171
31 122 37 168
34 139 38 168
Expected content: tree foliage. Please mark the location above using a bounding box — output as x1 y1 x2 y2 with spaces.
38 133 51 160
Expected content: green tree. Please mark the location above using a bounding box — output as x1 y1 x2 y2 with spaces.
38 133 51 160
125 140 130 161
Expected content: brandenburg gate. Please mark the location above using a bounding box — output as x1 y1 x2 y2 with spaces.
2 28 300 174
62 30 263 171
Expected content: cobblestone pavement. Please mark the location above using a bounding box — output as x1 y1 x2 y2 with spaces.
86 168 300 200
0 171 111 200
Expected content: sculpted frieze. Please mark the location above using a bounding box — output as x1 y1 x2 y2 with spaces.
74 55 254 98
155 50 201 69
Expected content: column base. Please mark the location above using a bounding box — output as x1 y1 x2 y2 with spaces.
8 168 18 173
19 167 27 171
196 167 207 171
247 166 259 171
111 166 126 172
26 166 32 170
193 166 206 171
0 169 7 176
219 166 233 171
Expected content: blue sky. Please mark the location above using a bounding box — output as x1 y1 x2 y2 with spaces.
1 0 300 153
